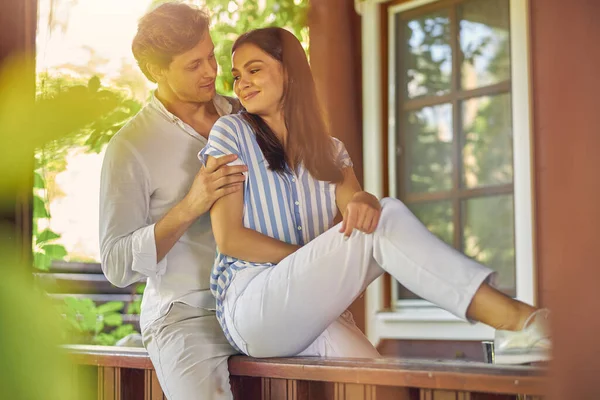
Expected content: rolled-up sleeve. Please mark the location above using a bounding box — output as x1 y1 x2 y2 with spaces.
332 137 354 168
99 137 166 288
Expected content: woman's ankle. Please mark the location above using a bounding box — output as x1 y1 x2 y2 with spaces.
505 303 537 331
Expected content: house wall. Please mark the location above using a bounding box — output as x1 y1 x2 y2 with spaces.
529 0 600 398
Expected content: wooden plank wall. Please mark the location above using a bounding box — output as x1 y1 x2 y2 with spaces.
70 364 544 400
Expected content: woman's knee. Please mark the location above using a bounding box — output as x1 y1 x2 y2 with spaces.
377 197 410 227
379 197 407 212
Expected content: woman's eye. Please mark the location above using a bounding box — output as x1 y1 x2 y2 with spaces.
250 69 259 74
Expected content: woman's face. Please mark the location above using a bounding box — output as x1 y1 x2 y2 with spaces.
232 43 285 117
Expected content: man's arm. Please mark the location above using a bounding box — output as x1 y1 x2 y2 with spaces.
207 156 299 264
99 139 154 287
154 155 247 261
99 139 246 287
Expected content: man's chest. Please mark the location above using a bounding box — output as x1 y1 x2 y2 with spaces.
146 137 206 208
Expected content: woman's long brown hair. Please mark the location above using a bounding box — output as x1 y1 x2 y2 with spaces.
232 27 343 183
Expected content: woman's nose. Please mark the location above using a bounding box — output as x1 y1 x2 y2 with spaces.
239 76 250 88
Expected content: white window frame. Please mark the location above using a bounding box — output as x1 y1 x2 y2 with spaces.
358 0 536 343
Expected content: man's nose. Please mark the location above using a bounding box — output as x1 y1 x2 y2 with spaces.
202 62 217 79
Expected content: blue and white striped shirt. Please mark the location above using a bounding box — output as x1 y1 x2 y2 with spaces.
198 114 352 349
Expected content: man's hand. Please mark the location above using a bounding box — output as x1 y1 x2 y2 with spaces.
183 154 247 219
339 191 381 239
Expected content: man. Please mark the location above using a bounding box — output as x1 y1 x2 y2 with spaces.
99 3 246 399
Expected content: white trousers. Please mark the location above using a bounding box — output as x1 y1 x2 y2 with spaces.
224 197 494 358
143 303 378 400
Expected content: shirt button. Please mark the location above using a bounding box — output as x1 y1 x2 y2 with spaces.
295 201 300 206
297 226 302 231
291 178 296 182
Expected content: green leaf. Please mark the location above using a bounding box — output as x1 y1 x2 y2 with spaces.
106 110 133 124
93 333 116 346
88 76 101 93
103 313 123 327
33 251 52 271
110 324 135 339
33 172 45 188
135 283 146 294
40 244 68 259
33 195 50 219
126 301 141 315
96 301 124 315
37 229 61 244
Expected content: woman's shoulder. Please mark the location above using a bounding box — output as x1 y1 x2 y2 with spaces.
329 136 347 152
330 136 344 146
213 113 254 135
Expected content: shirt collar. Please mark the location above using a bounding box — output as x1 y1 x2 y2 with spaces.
149 91 233 122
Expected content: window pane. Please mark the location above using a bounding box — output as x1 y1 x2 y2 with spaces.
462 93 513 188
397 200 454 300
460 0 510 90
402 11 452 99
403 104 453 193
462 195 515 296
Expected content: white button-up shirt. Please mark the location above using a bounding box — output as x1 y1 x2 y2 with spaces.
99 93 236 332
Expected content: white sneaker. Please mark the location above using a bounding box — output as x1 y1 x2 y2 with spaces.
494 308 551 365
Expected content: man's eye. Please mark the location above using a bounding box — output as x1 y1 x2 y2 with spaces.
233 76 240 81
209 53 215 59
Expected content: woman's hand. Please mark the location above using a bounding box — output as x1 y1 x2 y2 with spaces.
339 191 381 239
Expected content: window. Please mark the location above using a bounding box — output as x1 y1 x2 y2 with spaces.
393 0 515 302
360 0 535 341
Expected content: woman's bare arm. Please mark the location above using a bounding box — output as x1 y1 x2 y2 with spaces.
207 156 300 263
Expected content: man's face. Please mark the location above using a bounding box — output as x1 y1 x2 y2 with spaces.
160 29 218 104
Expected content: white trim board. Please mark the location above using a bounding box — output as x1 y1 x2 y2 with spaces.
361 0 535 343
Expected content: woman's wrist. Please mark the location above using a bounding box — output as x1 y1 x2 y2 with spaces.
352 191 380 208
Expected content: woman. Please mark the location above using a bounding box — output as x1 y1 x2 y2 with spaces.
199 27 549 364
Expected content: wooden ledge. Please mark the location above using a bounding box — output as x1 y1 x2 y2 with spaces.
64 345 547 396
65 344 153 370
229 356 546 396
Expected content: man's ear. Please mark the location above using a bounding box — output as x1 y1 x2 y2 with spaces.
147 63 166 83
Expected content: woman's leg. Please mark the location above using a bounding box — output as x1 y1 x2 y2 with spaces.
296 313 380 358
467 283 536 330
225 197 533 357
371 198 536 331
224 226 383 357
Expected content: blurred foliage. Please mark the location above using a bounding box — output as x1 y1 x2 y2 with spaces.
0 249 93 399
151 0 309 96
126 283 146 315
0 57 119 196
31 73 142 270
60 297 139 346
